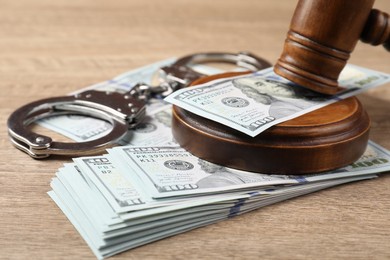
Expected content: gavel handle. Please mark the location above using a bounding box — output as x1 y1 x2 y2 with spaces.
360 9 390 51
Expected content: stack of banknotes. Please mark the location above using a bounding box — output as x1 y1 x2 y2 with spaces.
45 59 390 259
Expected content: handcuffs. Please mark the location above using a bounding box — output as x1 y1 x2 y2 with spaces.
7 52 271 158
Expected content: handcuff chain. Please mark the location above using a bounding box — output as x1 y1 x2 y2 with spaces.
128 81 177 101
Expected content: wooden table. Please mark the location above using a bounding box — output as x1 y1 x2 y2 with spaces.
1 0 389 259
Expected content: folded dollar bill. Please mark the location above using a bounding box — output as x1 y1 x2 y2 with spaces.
165 65 390 137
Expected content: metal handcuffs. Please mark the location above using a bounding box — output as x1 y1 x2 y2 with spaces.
7 52 271 158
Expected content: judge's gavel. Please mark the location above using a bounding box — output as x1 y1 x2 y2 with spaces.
274 0 390 95
172 0 389 174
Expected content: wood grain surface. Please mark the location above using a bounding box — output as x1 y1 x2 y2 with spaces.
0 0 389 259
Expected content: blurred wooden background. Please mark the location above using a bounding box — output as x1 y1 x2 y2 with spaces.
0 0 389 259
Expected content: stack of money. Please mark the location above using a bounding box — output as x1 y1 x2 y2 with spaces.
45 60 390 259
49 139 390 259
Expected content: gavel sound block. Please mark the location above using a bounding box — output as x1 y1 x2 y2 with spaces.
172 0 388 174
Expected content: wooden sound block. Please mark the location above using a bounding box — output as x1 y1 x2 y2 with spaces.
171 72 370 174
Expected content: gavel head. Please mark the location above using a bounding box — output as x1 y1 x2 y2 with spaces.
274 0 390 95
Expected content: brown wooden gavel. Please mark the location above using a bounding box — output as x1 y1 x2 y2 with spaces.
274 0 390 95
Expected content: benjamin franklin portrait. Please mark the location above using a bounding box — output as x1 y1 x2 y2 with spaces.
231 76 325 118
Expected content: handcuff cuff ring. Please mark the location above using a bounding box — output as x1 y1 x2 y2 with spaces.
7 90 145 158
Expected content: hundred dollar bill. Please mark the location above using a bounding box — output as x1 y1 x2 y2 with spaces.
109 146 299 198
56 137 389 219
110 141 390 198
73 154 253 214
165 64 390 137
73 154 184 213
